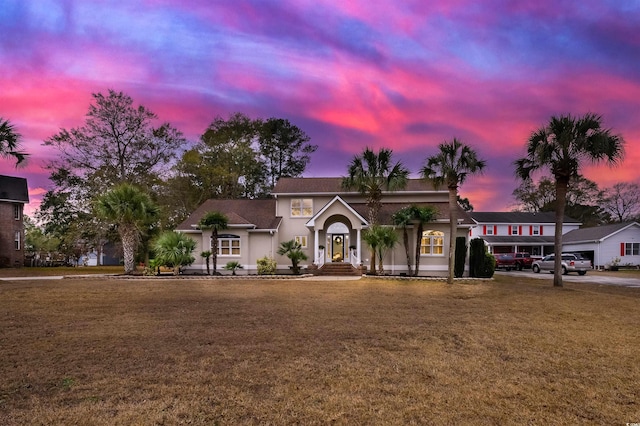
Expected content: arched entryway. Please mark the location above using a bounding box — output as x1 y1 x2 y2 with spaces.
327 222 349 262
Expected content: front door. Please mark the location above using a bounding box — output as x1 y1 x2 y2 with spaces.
331 234 345 262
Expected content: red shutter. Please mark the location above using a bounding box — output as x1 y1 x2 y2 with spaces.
519 225 522 235
529 226 532 235
483 225 486 235
621 243 625 256
540 226 543 235
494 225 498 235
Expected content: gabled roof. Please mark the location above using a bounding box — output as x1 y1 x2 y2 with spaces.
272 177 439 195
306 196 368 227
0 175 29 203
563 222 640 244
176 199 281 231
470 211 580 224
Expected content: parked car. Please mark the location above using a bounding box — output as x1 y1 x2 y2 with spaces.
532 253 591 275
506 252 535 270
495 254 517 271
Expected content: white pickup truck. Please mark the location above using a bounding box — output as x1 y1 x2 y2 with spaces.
532 253 592 275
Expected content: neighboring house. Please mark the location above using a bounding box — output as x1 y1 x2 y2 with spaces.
469 212 581 256
562 222 640 269
0 175 29 267
176 177 474 276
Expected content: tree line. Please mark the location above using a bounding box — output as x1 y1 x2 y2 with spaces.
2 91 630 287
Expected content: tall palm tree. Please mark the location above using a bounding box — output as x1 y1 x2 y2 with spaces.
411 205 437 277
342 147 409 273
96 184 159 274
0 118 28 165
422 139 486 284
198 211 229 275
515 113 624 287
392 207 414 276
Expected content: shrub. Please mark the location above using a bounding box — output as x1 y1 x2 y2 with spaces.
454 236 467 278
224 261 243 275
469 238 494 278
257 256 277 275
277 240 308 275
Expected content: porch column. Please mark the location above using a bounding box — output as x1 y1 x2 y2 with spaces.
314 228 319 264
356 228 362 265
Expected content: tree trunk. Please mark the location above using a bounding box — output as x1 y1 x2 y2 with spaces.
447 187 458 284
554 179 569 287
403 228 412 276
414 223 424 276
212 231 218 274
120 225 138 275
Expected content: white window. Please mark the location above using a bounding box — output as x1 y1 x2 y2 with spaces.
294 235 308 248
213 234 241 256
291 198 312 217
421 230 444 255
625 243 640 256
486 226 494 235
15 231 21 250
510 226 519 235
532 225 540 235
14 204 21 220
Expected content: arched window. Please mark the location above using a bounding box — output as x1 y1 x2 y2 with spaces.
421 230 444 255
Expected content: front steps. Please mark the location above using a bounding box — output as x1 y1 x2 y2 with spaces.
312 262 362 276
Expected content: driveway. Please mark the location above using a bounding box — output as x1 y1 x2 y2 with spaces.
496 270 640 288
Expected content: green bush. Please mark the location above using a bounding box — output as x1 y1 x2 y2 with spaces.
257 256 277 275
454 236 467 278
469 238 494 278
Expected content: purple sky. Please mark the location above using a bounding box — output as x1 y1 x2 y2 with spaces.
1 0 639 216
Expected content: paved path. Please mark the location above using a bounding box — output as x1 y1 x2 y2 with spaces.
496 270 640 288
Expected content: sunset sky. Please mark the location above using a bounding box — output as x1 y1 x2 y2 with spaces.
1 0 639 215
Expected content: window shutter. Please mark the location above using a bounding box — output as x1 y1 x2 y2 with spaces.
529 226 532 235
540 226 543 235
621 243 625 256
494 225 498 235
519 225 522 235
483 225 486 235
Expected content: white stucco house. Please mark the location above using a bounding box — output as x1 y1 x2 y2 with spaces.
176 177 475 276
561 222 640 269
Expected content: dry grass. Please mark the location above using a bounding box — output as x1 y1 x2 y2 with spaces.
1 275 639 425
0 266 124 277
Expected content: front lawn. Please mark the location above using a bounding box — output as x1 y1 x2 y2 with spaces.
1 275 638 424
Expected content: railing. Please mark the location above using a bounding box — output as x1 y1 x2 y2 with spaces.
315 249 325 268
350 249 360 268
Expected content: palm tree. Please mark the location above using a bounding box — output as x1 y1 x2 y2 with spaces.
198 211 229 275
95 184 159 274
342 147 409 273
363 225 399 275
200 251 212 275
392 207 414 276
0 118 28 165
154 231 196 275
411 205 437 276
515 113 624 287
422 139 486 284
277 239 308 275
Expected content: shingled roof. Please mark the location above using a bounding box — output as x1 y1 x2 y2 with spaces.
0 175 29 203
348 201 474 226
470 211 580 224
563 222 640 244
176 199 281 231
272 177 439 194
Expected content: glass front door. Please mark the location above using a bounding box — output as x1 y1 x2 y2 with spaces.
331 234 345 262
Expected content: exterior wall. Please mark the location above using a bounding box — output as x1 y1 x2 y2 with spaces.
0 202 24 267
564 226 640 269
470 222 579 239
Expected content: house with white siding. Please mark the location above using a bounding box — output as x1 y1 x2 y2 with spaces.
176 177 475 276
469 212 581 256
562 222 640 269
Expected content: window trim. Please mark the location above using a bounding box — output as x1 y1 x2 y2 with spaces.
14 204 21 220
290 198 313 218
294 235 308 248
420 230 445 256
212 234 241 257
15 231 21 250
624 242 640 256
